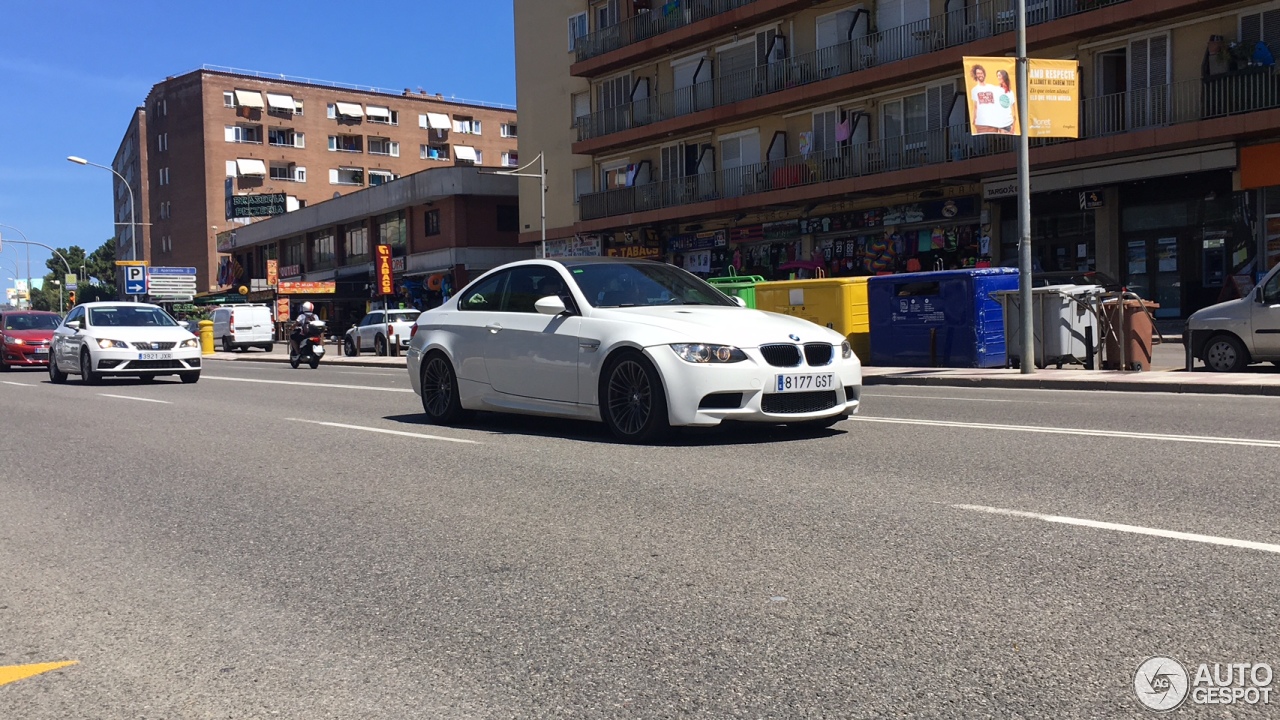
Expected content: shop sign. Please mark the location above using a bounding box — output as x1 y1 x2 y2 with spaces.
605 227 662 259
276 298 291 322
375 244 395 296
278 281 336 295
266 259 278 286
228 193 288 219
544 234 603 257
984 180 1019 200
1079 190 1104 210
278 264 302 278
392 256 406 273
763 220 800 240
215 231 236 253
797 198 977 236
668 229 726 252
607 245 662 259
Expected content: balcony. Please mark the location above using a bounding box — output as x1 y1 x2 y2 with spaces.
576 0 1129 144
574 0 758 64
579 71 1280 222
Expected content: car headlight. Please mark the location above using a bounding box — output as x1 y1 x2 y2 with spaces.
670 343 747 363
97 338 128 349
841 341 853 359
179 338 199 348
3 335 23 345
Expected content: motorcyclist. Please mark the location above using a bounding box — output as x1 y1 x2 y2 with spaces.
291 302 320 352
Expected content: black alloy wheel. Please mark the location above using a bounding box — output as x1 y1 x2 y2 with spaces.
420 353 464 424
601 352 669 443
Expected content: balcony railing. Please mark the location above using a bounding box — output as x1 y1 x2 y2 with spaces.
579 71 1280 221
574 0 758 64
577 0 1128 142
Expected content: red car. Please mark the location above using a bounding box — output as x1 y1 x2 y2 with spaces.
0 310 61 369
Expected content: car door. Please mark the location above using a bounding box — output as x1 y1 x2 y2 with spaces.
452 269 513 386
1251 268 1280 359
482 265 582 403
361 312 383 349
54 306 85 368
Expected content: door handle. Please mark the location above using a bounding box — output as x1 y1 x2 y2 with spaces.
486 323 503 333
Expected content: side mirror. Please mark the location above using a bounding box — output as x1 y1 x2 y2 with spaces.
535 295 568 316
733 296 747 308
65 320 81 330
179 320 192 330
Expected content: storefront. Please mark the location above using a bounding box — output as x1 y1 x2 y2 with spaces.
998 190 1098 275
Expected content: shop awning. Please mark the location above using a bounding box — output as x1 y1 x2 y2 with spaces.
365 105 391 119
454 145 477 162
235 158 267 176
426 112 451 130
265 92 296 111
234 90 265 108
335 102 364 118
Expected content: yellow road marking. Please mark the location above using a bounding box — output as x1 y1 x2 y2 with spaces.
0 661 78 687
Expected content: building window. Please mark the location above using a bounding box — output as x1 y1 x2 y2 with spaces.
367 107 399 125
425 209 441 236
326 103 337 119
158 167 170 186
159 201 171 220
294 166 306 183
284 237 305 267
328 135 363 153
421 144 450 160
329 167 364 185
501 123 518 138
474 150 483 165
568 12 588 51
269 164 295 181
225 125 262 144
162 99 167 116
496 205 519 232
502 151 519 167
376 210 407 248
345 224 369 258
453 117 481 134
310 230 335 267
224 91 235 108
293 99 304 116
269 128 305 148
368 170 399 186
572 92 591 125
368 137 400 157
156 133 168 152
574 167 593 204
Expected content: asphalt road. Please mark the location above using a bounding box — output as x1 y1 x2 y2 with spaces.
1 360 1277 718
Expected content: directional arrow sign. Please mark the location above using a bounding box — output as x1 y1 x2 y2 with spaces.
124 266 147 295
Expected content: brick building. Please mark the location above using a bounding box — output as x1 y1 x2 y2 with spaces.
113 66 519 293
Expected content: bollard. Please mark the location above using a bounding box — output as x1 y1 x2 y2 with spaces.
1084 325 1095 371
199 320 215 356
390 334 400 357
929 327 938 368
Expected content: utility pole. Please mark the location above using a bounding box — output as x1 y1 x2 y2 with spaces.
1016 0 1035 374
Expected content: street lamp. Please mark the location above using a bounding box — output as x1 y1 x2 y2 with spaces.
68 155 138 299
483 152 547 258
0 227 74 313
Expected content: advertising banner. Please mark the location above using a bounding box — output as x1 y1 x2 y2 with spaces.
375 244 394 295
278 281 336 295
266 259 279 287
962 57 1019 136
962 57 1079 138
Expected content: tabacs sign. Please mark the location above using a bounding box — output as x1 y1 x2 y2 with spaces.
375 244 395 295
227 193 288 219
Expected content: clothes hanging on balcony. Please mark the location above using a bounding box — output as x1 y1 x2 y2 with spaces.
835 117 853 143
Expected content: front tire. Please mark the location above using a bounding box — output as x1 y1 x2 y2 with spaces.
375 336 388 356
80 348 101 385
600 351 669 443
289 349 300 369
180 372 200 384
420 353 465 424
344 338 358 357
1203 334 1248 372
49 355 67 384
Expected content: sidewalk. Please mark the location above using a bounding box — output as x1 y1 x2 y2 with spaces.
207 341 406 368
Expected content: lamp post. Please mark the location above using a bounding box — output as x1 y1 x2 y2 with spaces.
484 152 547 258
68 155 138 300
0 226 74 313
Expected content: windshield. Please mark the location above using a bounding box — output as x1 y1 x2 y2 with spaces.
570 262 736 308
4 314 61 331
388 311 420 323
87 306 179 328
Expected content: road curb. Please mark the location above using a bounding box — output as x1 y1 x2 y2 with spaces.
862 375 1280 396
206 354 406 369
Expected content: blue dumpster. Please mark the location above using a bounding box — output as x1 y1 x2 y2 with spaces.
868 268 1019 368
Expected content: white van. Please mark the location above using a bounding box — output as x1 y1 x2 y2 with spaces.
1188 263 1280 371
211 304 275 352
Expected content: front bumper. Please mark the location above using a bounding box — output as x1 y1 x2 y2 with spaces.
646 345 863 427
2 343 52 366
93 347 202 374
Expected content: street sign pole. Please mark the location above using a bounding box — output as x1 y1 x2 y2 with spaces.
1016 0 1035 375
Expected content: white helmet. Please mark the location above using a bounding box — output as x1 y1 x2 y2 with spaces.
301 302 314 313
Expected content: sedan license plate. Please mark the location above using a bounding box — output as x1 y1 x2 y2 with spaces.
33 348 49 356
139 352 173 361
775 373 835 393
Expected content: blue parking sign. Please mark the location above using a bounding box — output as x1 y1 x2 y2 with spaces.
125 266 148 295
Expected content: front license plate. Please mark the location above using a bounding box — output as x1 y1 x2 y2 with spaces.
139 352 173 361
775 373 835 392
33 348 49 356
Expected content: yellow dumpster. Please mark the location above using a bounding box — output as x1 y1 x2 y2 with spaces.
754 277 871 364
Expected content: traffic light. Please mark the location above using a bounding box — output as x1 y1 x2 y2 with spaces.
68 291 76 306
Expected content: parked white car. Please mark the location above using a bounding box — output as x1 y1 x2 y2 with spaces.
49 302 202 384
344 308 421 356
211 304 274 352
406 258 862 442
1188 262 1280 371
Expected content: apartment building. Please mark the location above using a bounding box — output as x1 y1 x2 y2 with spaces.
115 66 519 293
109 108 152 277
516 0 1280 319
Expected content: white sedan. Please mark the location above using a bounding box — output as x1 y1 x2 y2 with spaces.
49 302 203 384
406 258 862 442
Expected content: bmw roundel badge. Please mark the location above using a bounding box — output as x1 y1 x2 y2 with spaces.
789 334 801 342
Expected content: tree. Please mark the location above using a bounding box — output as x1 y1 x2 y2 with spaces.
26 239 116 311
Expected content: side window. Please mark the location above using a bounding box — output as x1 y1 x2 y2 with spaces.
369 312 384 325
459 271 510 312
356 314 371 326
65 307 84 325
1265 273 1280 304
502 266 550 313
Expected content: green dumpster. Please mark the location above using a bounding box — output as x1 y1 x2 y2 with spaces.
707 268 765 309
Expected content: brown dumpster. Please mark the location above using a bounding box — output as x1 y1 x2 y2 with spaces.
1101 299 1159 371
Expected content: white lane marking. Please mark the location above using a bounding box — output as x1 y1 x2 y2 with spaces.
98 393 172 404
288 418 478 445
862 393 1067 404
2 381 33 387
850 416 1280 449
950 504 1280 555
204 375 413 393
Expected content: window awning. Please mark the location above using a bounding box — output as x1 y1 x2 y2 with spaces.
335 102 364 118
453 145 477 162
365 105 391 119
236 158 267 176
234 90 266 108
266 93 296 111
426 112 451 130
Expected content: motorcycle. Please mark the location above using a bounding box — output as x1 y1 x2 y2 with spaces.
289 319 327 369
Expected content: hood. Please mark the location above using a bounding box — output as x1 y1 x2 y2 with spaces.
1187 296 1251 325
86 326 197 343
590 306 845 347
3 328 54 342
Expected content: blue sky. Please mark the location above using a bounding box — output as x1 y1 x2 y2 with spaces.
0 0 516 285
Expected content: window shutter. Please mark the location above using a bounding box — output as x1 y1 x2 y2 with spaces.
390 141 400 157
419 114 428 129
295 167 306 182
817 14 839 50
329 169 339 184
226 160 237 177
1242 12 1262 49
1265 10 1280 53
927 85 943 132
224 126 236 142
295 132 305 149
1148 35 1168 88
1128 37 1150 91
